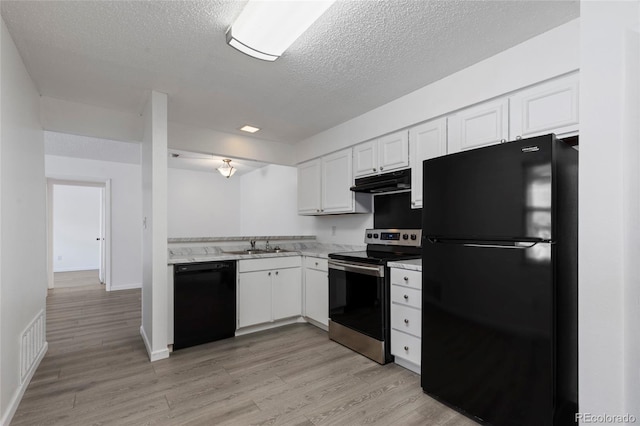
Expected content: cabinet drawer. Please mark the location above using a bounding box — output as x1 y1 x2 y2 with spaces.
390 285 421 309
238 256 301 273
391 303 421 338
391 330 421 366
304 256 328 271
390 268 421 290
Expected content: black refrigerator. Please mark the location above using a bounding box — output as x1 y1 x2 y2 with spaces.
421 134 577 426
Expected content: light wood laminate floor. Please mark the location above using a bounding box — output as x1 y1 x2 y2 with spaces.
12 285 478 425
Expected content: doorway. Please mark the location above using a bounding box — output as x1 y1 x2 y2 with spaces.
46 178 112 291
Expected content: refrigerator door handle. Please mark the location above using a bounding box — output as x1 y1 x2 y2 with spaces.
462 242 539 250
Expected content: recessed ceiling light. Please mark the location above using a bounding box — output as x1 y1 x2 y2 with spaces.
240 125 260 133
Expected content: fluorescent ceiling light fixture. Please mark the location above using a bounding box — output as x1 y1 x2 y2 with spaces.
218 159 237 178
226 0 336 61
240 125 260 133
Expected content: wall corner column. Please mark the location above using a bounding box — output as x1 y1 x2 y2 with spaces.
140 90 169 362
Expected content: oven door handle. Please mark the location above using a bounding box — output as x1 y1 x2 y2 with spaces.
328 259 384 278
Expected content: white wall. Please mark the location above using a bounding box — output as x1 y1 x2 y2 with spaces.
45 154 142 290
239 164 314 237
168 168 241 238
295 19 580 163
623 8 640 415
579 1 640 420
0 18 47 425
52 185 101 272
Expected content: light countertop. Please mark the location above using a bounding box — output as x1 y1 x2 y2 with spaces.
168 242 364 265
388 259 422 272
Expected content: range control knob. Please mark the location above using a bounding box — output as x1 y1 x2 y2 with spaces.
373 233 379 239
367 233 373 238
410 234 417 240
402 234 409 240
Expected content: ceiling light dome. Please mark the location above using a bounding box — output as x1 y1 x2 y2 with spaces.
218 159 237 178
226 0 336 61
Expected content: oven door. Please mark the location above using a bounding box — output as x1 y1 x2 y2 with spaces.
328 259 385 340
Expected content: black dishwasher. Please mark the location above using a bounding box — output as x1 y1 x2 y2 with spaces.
174 261 236 350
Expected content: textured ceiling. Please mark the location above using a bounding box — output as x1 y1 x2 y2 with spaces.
1 1 579 145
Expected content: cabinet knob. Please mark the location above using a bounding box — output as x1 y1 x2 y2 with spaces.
404 319 409 324
373 168 377 172
516 135 522 140
268 272 271 276
403 294 409 300
315 262 319 266
380 167 384 171
403 276 408 281
275 271 279 275
404 346 409 351
501 139 507 143
316 209 320 212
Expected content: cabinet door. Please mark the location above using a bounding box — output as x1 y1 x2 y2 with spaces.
409 118 447 209
448 97 509 153
304 267 328 326
297 159 322 215
272 268 302 320
238 271 272 328
353 141 378 178
321 148 354 214
378 130 409 172
510 73 579 139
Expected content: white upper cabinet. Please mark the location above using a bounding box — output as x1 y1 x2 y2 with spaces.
509 73 579 139
447 97 510 154
297 159 322 215
297 148 370 215
353 131 409 178
322 149 355 213
409 117 447 209
353 141 377 177
378 131 410 172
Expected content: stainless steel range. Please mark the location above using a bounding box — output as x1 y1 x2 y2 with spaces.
328 228 422 364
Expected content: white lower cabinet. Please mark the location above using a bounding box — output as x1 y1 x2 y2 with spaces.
237 257 302 329
303 256 329 328
390 267 422 374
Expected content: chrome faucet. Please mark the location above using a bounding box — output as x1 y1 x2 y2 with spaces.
250 240 256 250
265 240 271 251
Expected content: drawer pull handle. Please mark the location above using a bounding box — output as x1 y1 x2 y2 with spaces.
403 295 408 300
404 346 409 351
404 319 409 324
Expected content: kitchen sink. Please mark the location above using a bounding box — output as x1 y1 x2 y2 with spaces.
223 248 291 255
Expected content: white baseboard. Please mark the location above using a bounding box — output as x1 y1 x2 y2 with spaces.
1 342 48 426
53 266 99 272
139 326 169 362
109 282 142 291
394 356 421 375
234 316 304 336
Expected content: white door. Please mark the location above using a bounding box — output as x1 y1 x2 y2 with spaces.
272 268 302 320
510 73 579 139
304 267 328 326
409 117 447 209
321 148 354 214
353 141 378 177
238 271 272 327
378 130 409 172
297 159 322 215
448 97 509 153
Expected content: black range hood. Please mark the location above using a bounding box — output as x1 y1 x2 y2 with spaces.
350 169 411 193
